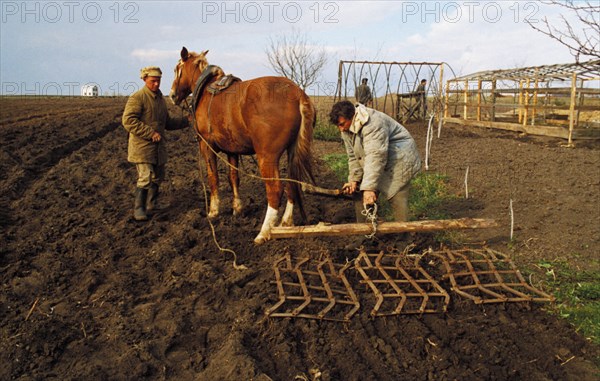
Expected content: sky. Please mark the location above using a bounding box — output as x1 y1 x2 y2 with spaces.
0 0 588 96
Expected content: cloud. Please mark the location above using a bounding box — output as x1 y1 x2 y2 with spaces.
1 1 589 95
380 1 577 77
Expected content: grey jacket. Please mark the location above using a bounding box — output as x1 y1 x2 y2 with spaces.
341 106 421 200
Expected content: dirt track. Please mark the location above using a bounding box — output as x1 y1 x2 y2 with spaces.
1 96 599 380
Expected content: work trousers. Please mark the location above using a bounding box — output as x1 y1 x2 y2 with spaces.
354 183 411 222
135 163 165 189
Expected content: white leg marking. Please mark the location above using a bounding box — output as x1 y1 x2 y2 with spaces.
254 206 279 244
280 201 294 227
208 194 220 218
232 196 243 216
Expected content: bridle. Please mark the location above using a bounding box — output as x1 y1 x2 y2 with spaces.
173 59 218 140
173 59 196 116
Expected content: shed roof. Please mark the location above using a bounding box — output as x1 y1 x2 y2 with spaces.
451 60 600 82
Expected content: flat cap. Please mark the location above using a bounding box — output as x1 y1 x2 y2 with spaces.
140 66 162 79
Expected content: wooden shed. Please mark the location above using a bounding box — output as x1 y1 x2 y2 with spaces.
443 60 600 143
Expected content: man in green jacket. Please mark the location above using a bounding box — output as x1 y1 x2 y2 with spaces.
122 66 188 221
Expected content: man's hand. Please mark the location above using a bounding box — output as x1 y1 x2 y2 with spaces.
363 190 377 206
342 181 359 195
151 131 162 142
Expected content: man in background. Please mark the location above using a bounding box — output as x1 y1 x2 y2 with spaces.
415 79 427 118
355 78 373 106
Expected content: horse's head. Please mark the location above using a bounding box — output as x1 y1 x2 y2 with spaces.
169 47 209 105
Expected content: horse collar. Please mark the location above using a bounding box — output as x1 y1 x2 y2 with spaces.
191 65 222 114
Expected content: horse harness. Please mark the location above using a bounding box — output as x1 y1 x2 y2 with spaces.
188 65 241 131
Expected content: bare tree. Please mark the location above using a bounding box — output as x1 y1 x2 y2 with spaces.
527 0 600 62
266 29 328 90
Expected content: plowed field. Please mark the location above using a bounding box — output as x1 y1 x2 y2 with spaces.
1 96 598 380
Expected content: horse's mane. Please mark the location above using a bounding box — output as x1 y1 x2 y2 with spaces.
190 52 225 78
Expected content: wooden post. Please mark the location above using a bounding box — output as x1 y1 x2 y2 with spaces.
443 80 450 119
543 82 549 121
335 60 343 102
438 64 444 121
531 75 539 126
523 78 530 128
477 80 482 121
491 79 497 122
270 218 499 239
568 72 577 145
575 78 584 129
463 80 469 120
518 80 524 123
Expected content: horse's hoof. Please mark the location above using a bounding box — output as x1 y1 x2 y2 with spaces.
232 200 243 216
254 234 269 245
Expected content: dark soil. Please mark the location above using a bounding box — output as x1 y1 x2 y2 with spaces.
1 96 598 380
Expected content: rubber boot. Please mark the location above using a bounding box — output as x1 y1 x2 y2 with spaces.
147 183 159 212
134 188 148 221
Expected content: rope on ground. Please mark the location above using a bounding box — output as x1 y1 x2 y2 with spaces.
201 181 248 271
195 140 247 271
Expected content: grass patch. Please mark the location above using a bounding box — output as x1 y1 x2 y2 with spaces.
409 172 454 220
314 119 340 142
536 259 600 345
321 153 348 182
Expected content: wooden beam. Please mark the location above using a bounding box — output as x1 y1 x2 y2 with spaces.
301 183 350 198
444 117 564 137
270 218 498 239
443 117 599 140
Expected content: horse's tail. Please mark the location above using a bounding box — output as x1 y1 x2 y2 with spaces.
288 93 316 223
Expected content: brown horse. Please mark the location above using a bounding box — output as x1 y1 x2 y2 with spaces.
169 47 315 244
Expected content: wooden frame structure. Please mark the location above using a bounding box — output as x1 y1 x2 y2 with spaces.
335 60 446 123
443 60 600 144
